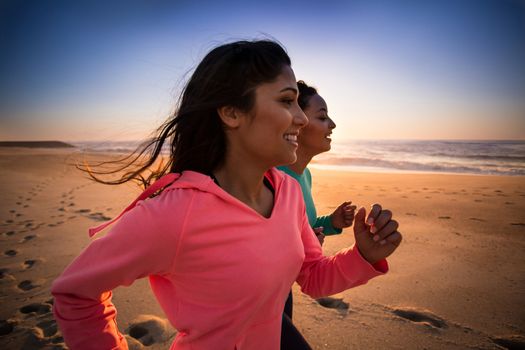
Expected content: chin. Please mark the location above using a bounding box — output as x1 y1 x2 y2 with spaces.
319 144 331 153
277 153 297 167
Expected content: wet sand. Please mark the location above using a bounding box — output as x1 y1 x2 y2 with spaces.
1 148 524 349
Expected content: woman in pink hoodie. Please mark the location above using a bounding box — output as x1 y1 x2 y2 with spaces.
51 40 402 350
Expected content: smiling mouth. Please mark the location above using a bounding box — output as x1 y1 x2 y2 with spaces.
284 133 298 146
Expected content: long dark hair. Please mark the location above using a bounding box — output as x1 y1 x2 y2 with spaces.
80 40 291 188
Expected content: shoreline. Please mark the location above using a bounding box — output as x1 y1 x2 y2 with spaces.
309 162 525 177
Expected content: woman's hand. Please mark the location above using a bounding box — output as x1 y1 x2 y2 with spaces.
330 201 357 229
314 227 325 246
353 204 402 264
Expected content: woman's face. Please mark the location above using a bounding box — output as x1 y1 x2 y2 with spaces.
235 65 308 168
297 94 336 156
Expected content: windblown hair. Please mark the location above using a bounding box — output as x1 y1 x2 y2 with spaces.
296 80 318 110
79 40 291 188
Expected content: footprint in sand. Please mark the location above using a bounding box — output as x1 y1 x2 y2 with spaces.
19 235 37 243
17 280 39 291
4 249 18 257
0 319 17 336
438 216 451 220
405 213 417 216
510 223 525 227
0 268 15 281
23 259 39 269
36 319 58 337
20 302 52 315
316 297 349 312
491 335 525 350
75 209 91 214
469 218 485 222
88 213 112 222
505 202 514 205
392 307 448 329
20 326 66 349
126 335 145 350
125 315 174 346
1 230 16 237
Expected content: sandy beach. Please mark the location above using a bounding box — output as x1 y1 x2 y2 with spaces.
1 148 524 349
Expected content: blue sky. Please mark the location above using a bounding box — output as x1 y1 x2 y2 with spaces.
1 0 524 141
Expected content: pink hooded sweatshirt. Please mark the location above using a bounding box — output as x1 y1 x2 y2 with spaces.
51 168 388 349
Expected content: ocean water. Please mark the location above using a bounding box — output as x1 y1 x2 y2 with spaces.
312 140 525 176
71 140 525 176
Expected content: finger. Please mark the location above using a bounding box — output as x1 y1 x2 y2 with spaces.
337 201 351 210
344 209 356 218
370 209 392 234
380 231 402 246
353 207 367 233
372 220 399 242
344 213 355 225
344 205 357 213
366 204 382 226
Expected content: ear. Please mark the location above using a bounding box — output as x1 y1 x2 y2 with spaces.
217 105 243 128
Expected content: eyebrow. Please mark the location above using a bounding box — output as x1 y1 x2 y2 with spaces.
280 87 298 94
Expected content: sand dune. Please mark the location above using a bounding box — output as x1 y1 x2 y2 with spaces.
0 148 524 349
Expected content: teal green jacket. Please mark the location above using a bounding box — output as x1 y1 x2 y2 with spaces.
277 166 342 235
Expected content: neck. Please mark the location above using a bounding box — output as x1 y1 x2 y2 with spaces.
213 152 269 207
287 148 314 175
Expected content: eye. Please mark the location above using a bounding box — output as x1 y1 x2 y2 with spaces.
281 98 294 106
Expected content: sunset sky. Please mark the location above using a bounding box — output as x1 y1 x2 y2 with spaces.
1 0 524 142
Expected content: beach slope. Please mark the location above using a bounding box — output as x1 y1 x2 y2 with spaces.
0 148 524 349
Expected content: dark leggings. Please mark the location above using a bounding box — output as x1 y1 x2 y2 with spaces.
280 292 312 350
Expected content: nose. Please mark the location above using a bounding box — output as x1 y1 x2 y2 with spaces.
294 105 309 129
328 117 336 130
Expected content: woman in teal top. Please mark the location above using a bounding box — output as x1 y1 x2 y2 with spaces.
278 80 357 349
278 80 356 243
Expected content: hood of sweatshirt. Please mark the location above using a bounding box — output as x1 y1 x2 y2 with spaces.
89 168 287 237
